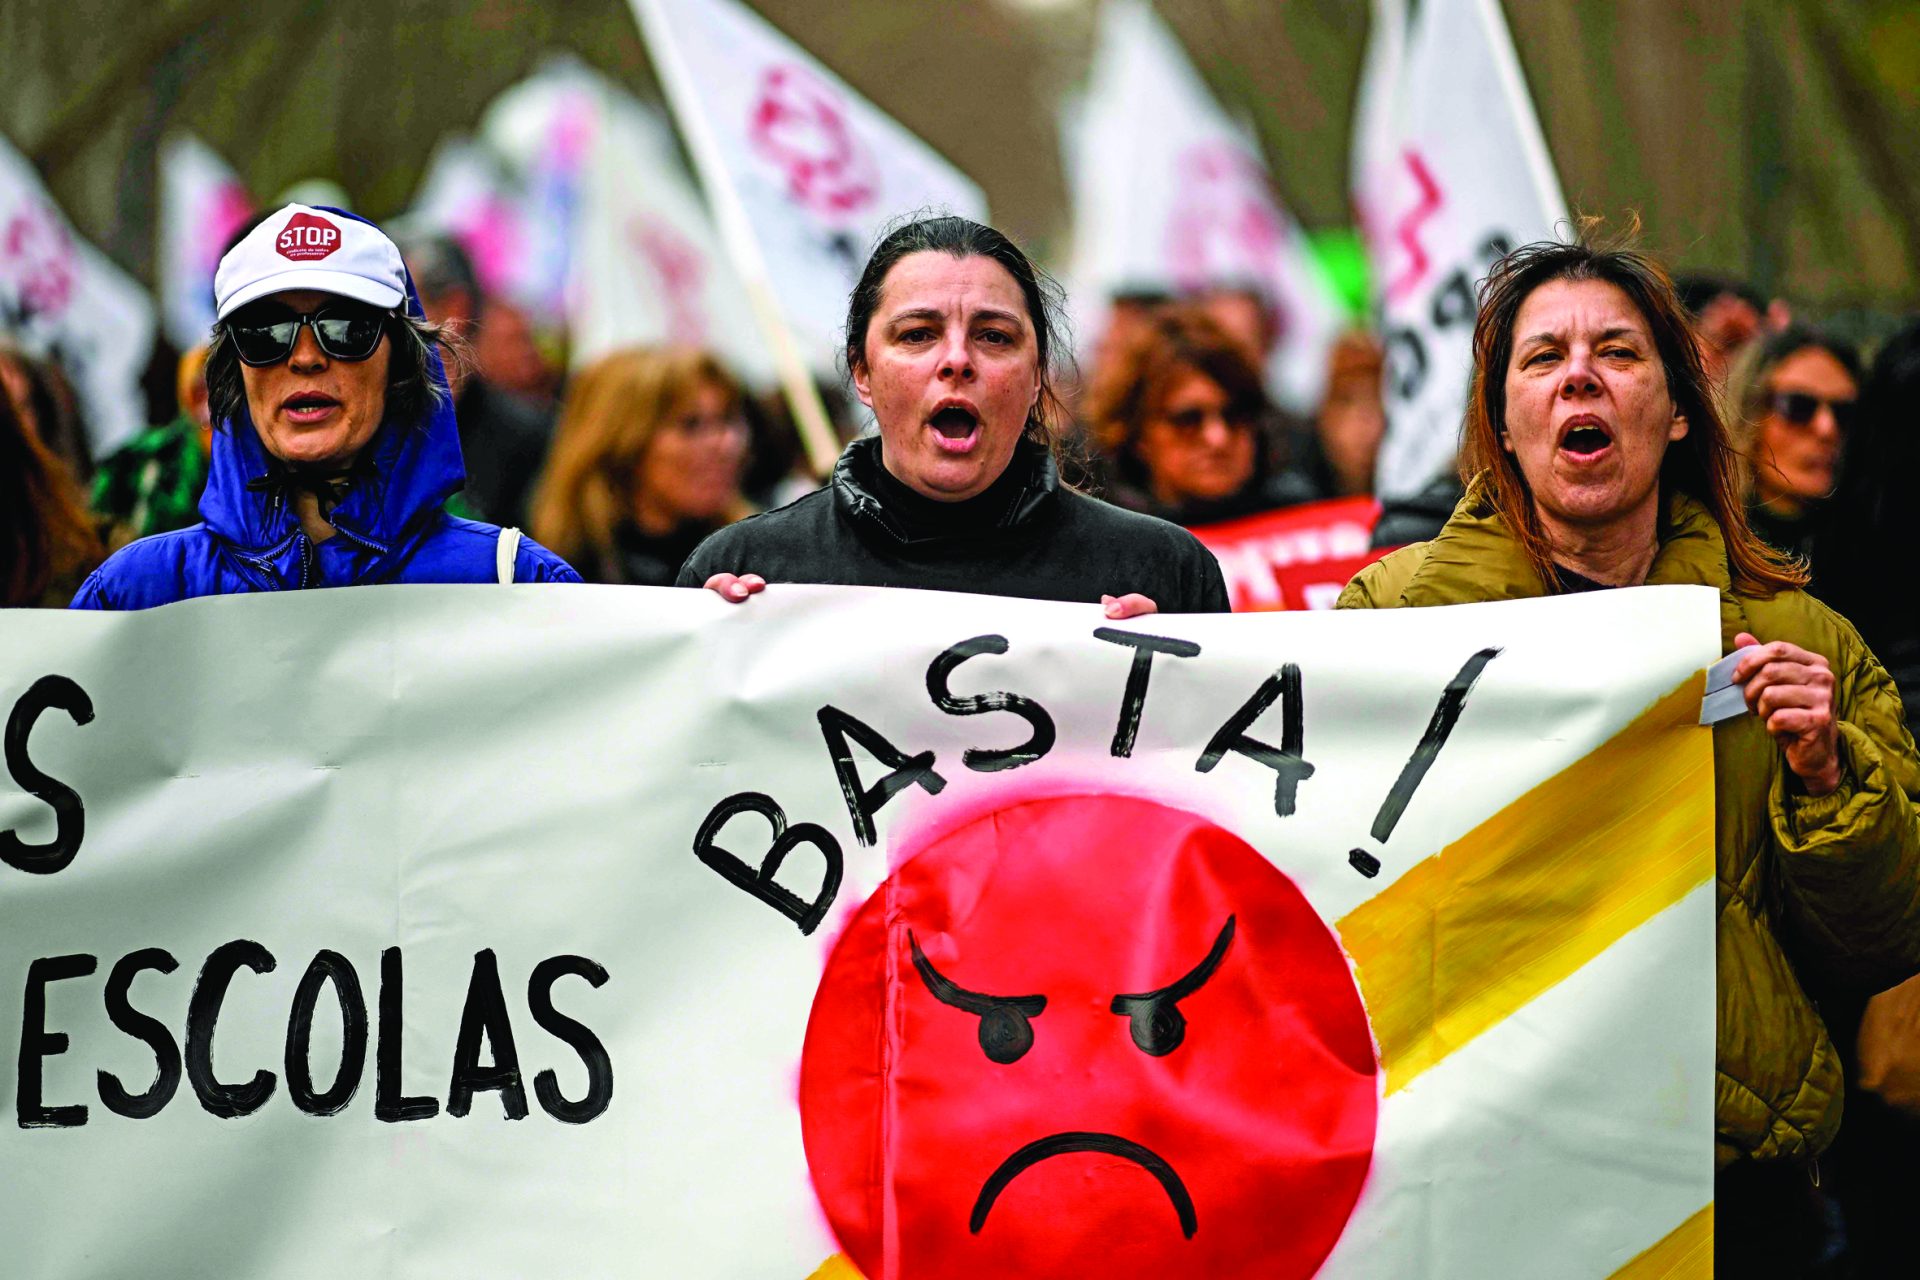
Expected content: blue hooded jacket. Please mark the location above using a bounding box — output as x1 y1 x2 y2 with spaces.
72 211 578 610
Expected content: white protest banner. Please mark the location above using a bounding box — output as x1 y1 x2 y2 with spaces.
1 585 1715 1276
1069 0 1348 412
0 136 156 456
1369 0 1567 499
156 134 254 354
629 0 989 470
568 88 778 387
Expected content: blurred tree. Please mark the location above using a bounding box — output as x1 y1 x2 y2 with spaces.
3 0 1917 311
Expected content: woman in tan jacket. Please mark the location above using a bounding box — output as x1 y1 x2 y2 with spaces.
1340 236 1920 1276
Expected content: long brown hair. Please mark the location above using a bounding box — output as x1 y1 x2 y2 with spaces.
530 347 750 562
1461 232 1804 596
2 387 104 606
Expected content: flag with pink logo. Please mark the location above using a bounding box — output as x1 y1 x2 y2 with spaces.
1066 0 1348 413
1364 0 1567 499
629 0 988 367
567 84 779 386
408 138 535 309
157 134 254 353
1350 0 1407 273
0 136 155 455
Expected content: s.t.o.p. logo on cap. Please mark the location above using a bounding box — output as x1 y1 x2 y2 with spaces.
276 211 341 262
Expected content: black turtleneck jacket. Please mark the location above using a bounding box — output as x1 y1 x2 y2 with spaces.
677 437 1230 613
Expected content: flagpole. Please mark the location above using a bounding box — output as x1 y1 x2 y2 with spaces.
628 0 844 480
1472 0 1569 224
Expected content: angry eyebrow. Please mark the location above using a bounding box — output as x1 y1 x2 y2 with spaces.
1519 325 1646 348
1108 916 1237 1057
1112 916 1237 1007
909 931 1046 1018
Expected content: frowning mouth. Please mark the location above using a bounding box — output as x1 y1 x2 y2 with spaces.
970 1131 1197 1238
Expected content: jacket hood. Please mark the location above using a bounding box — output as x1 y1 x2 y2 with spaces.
198 206 465 572
831 435 1058 550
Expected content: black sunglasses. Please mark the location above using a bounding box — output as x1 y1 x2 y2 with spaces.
1163 404 1257 435
226 300 390 366
1769 391 1858 433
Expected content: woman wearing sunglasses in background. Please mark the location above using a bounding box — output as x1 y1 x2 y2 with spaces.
1723 326 1862 569
72 204 578 609
1083 306 1316 528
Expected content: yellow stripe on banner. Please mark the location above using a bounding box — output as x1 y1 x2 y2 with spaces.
808 1254 865 1280
1611 1204 1714 1278
1338 674 1713 1093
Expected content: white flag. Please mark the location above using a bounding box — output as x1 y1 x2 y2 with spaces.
1068 0 1347 413
1349 0 1407 268
156 134 254 352
629 0 988 366
567 87 778 386
1370 0 1567 499
474 65 598 327
408 136 534 304
0 137 156 456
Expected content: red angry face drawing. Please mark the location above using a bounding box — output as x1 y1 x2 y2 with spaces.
800 794 1378 1279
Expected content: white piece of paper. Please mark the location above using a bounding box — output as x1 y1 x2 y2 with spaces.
1698 644 1762 725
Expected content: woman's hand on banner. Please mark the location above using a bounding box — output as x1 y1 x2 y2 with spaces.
1102 593 1158 620
1732 631 1842 796
704 573 767 603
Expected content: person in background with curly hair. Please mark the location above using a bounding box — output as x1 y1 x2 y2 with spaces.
1083 304 1317 526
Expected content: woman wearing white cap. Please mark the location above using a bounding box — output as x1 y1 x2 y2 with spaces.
71 204 578 609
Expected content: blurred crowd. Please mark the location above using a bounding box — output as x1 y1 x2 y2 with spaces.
8 229 1917 734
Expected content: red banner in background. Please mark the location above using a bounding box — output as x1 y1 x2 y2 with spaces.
1190 496 1390 612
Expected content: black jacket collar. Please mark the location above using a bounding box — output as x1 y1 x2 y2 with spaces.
831 436 1058 550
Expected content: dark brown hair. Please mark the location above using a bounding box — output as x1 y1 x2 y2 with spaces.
1462 232 1805 596
1083 304 1274 491
2 387 103 606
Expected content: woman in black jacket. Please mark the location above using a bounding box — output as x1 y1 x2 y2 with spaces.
677 217 1229 616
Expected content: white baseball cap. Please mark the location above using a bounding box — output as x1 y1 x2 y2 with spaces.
214 204 407 320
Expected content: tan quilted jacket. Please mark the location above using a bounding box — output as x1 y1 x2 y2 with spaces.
1340 483 1920 1167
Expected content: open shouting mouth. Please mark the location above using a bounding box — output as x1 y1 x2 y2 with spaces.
928 400 981 453
1559 413 1613 461
971 1131 1198 1239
